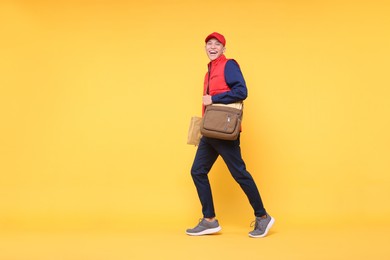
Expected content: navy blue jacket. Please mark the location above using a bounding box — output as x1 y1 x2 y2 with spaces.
211 60 248 104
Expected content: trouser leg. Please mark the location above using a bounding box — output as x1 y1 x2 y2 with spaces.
190 137 219 218
212 136 267 217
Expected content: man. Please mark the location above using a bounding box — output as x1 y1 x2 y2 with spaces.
186 32 274 238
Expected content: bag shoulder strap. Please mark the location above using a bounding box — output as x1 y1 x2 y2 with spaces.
206 64 211 95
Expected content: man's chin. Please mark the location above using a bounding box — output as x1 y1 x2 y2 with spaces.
208 55 219 61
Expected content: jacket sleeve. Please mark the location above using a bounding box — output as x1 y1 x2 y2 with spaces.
211 59 248 104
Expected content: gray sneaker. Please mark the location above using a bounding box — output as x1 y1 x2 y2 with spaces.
248 214 275 238
186 218 222 236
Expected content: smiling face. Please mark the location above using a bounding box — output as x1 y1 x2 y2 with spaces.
205 38 225 61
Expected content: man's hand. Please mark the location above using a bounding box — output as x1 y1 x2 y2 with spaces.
202 95 213 106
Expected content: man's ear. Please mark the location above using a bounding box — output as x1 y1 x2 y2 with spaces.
223 47 226 53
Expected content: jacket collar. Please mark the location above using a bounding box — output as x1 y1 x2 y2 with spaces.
208 54 227 67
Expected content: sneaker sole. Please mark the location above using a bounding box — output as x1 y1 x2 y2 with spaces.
186 226 222 236
248 217 275 238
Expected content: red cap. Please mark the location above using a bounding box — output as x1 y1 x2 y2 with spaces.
205 32 226 46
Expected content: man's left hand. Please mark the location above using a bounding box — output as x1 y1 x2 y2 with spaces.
202 95 213 106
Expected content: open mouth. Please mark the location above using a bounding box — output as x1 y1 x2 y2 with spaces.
209 51 217 55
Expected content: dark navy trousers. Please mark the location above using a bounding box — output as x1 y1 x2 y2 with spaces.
191 135 266 218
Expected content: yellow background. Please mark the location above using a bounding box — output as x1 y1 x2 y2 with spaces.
1 0 390 259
